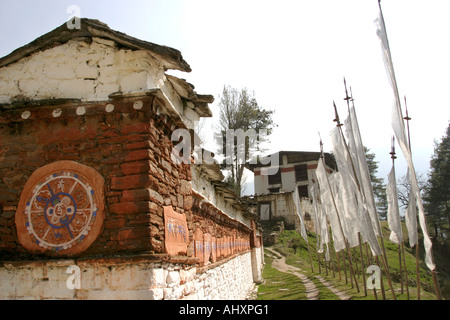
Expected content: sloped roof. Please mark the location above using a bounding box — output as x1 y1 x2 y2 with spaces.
0 18 214 117
0 18 191 72
246 150 337 171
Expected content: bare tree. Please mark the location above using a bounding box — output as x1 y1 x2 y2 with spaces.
215 85 276 196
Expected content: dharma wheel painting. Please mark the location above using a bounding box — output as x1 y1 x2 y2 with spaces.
15 161 105 256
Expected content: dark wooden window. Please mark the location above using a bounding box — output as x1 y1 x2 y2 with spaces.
294 164 308 182
298 185 309 198
268 169 281 185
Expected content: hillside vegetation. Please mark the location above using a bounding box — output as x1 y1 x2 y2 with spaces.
257 221 449 300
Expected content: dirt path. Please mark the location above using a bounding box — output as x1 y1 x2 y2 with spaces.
265 247 351 300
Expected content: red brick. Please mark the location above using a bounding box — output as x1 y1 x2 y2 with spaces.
104 218 127 229
120 123 151 135
110 174 151 190
125 149 151 162
109 201 152 215
184 196 193 210
121 188 163 205
125 140 151 150
121 160 150 175
117 227 150 241
108 227 149 242
180 180 191 195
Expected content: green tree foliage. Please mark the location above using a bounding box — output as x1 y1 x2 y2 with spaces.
365 147 388 219
424 124 450 240
215 85 276 195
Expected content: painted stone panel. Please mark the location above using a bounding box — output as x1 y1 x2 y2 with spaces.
15 161 105 256
203 233 211 264
163 206 188 255
211 236 217 262
194 228 204 261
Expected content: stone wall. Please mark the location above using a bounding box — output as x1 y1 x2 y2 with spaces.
0 94 191 259
0 23 263 300
0 250 259 300
0 37 166 104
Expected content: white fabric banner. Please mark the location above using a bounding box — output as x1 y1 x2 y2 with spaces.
387 166 403 244
405 170 419 247
316 157 346 252
293 187 308 242
375 10 435 270
330 125 381 256
303 189 319 248
345 106 382 237
310 183 331 260
330 172 360 248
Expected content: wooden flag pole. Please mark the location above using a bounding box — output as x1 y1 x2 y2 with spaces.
320 138 360 293
390 137 409 298
404 96 421 300
403 96 442 300
358 233 368 296
330 246 336 278
336 251 342 281
340 83 397 299
401 241 410 299
378 0 442 300
316 233 322 274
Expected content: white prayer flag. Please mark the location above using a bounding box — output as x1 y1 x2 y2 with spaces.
309 185 324 249
310 183 331 260
329 171 359 248
293 187 308 242
345 106 382 237
375 8 435 270
405 170 419 247
387 165 403 244
330 125 381 256
316 157 346 252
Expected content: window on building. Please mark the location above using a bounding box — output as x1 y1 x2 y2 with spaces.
268 169 281 185
259 202 271 220
295 164 308 182
298 185 309 198
268 187 280 194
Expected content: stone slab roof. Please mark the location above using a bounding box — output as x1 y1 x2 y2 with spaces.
0 18 191 72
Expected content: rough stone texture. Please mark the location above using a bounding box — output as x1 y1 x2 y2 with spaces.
0 26 262 300
0 96 191 259
0 38 166 103
0 252 256 300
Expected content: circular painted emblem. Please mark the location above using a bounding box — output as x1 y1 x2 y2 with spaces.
16 161 105 256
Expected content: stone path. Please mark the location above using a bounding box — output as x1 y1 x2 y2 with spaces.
265 247 351 300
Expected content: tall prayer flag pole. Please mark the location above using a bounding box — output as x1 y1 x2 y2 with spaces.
375 0 442 299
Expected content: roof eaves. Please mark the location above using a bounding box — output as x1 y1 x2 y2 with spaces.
0 18 191 73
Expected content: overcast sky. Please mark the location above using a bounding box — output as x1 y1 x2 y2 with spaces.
1 0 449 194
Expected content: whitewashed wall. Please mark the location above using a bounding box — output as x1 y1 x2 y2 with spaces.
0 251 259 300
0 37 198 128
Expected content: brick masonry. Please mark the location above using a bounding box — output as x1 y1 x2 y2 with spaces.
0 95 193 259
0 23 263 299
0 94 263 299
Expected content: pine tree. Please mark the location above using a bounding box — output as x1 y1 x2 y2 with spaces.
365 147 388 219
424 124 450 240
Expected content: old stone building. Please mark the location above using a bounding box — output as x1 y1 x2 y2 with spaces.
246 151 336 236
0 19 263 300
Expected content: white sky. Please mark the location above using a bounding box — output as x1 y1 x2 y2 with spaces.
1 0 449 193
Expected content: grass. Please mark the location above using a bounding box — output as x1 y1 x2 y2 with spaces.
256 253 307 300
256 223 441 300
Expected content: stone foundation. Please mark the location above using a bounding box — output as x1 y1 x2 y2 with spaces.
0 249 260 300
